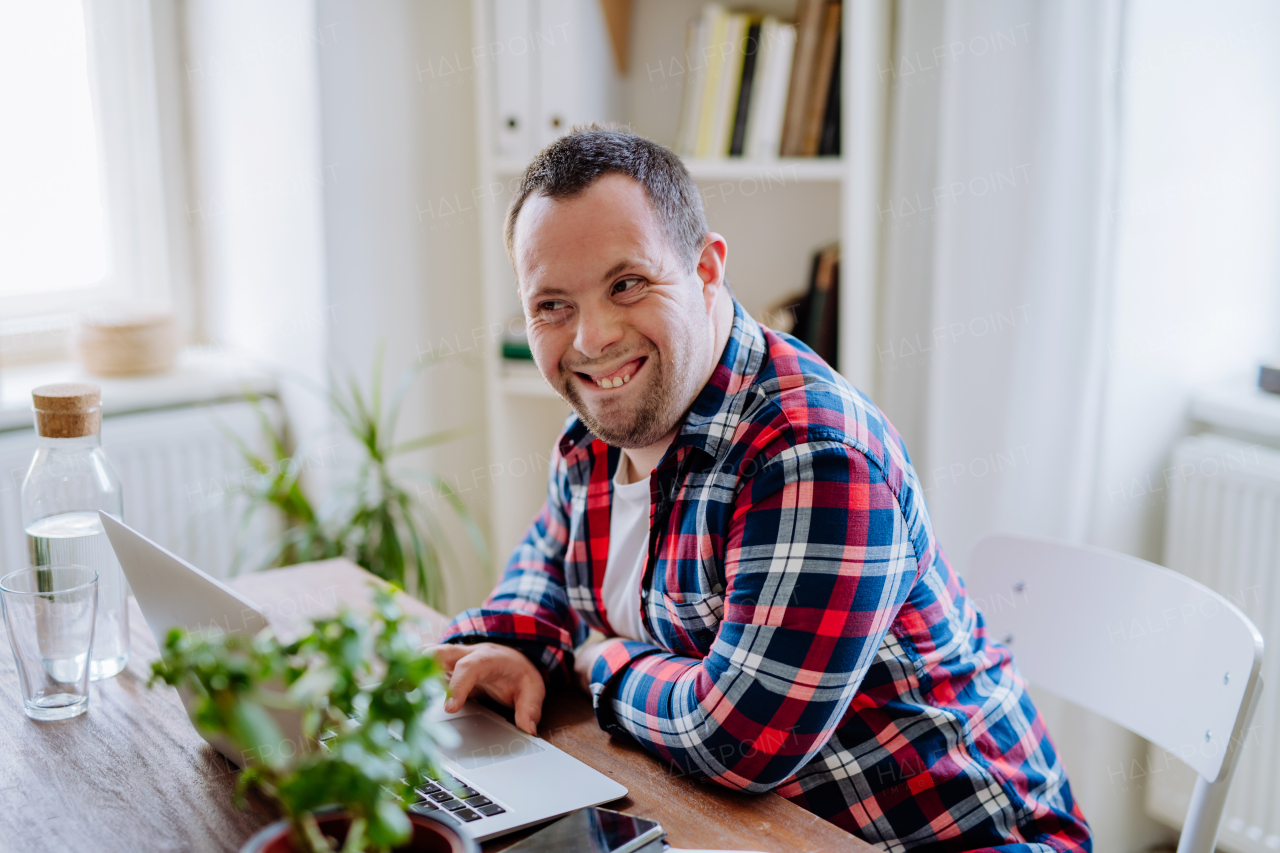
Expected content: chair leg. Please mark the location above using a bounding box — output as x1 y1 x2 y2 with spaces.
1174 676 1263 853
1175 775 1230 853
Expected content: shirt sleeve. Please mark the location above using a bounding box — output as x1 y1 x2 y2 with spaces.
588 440 919 791
442 448 587 686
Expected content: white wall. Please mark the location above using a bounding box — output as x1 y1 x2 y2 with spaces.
313 0 491 613
184 0 491 613
1092 0 1280 560
183 0 331 441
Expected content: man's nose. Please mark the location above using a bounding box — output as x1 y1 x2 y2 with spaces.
572 302 625 360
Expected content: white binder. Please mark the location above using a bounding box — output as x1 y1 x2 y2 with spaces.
536 0 620 148
745 18 796 160
494 0 534 158
537 0 576 147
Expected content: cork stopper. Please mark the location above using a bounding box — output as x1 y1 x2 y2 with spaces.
32 383 102 438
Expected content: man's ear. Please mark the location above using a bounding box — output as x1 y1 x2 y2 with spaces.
695 233 728 313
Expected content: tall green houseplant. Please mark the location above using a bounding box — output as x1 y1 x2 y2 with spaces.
227 352 486 611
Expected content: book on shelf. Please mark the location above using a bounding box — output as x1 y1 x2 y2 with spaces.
710 13 751 157
677 0 842 161
694 7 731 157
743 17 796 160
779 0 820 156
813 247 840 367
818 34 842 156
800 2 841 157
769 243 839 367
728 18 762 156
675 15 706 157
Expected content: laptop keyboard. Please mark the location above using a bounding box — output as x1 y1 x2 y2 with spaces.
409 770 506 825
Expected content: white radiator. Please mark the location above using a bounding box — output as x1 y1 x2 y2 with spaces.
0 399 283 581
1149 434 1280 851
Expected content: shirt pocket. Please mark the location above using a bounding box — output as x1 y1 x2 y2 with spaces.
654 588 725 654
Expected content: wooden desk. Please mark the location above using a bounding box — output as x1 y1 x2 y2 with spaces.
0 560 873 853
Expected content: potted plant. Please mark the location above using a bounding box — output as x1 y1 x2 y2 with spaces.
223 350 488 611
149 586 477 853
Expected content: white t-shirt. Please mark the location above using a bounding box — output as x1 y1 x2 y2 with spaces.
603 464 656 644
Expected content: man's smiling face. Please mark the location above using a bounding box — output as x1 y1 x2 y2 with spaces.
513 174 720 450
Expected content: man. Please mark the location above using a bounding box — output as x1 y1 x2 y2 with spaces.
438 128 1091 851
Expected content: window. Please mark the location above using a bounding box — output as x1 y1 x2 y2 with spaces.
0 2 108 301
0 0 184 362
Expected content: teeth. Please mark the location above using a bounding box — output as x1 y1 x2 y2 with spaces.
594 374 631 388
591 365 636 388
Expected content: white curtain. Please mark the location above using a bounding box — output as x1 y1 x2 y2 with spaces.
877 1 1280 850
878 0 1122 559
877 1 1157 849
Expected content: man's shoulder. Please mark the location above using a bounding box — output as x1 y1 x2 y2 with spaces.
744 327 908 484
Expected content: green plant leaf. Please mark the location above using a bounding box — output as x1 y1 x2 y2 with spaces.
149 588 449 853
369 343 385 442
226 698 288 772
384 360 425 445
340 815 368 853
368 798 411 849
387 425 474 457
235 352 487 607
402 470 491 570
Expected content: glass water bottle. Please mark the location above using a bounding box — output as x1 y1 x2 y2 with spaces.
21 383 130 681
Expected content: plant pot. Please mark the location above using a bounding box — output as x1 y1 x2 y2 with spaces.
240 811 478 853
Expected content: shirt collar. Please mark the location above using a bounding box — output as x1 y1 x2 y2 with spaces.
558 299 767 467
670 298 766 464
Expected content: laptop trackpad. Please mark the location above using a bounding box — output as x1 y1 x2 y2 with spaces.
442 714 546 770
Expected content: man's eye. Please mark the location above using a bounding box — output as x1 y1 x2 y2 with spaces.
540 301 568 312
613 277 643 295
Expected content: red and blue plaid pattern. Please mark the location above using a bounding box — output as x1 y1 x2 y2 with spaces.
446 302 1091 851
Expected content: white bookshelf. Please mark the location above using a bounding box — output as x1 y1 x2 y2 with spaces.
500 360 558 397
470 0 891 561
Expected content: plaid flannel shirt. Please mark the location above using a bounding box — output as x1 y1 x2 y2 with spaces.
445 301 1091 852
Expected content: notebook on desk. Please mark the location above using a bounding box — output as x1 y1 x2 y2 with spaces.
99 511 628 842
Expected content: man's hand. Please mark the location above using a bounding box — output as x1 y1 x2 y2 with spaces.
433 643 545 736
572 636 626 695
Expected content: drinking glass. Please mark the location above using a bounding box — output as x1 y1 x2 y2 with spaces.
0 565 98 720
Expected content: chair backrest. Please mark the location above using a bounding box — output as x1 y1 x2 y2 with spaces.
965 535 1263 784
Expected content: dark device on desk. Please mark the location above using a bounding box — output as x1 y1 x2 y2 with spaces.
502 807 667 853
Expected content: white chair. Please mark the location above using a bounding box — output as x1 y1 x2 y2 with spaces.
965 535 1264 853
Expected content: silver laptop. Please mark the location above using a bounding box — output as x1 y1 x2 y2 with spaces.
99 511 627 842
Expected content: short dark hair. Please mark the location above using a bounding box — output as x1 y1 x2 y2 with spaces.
504 125 709 273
